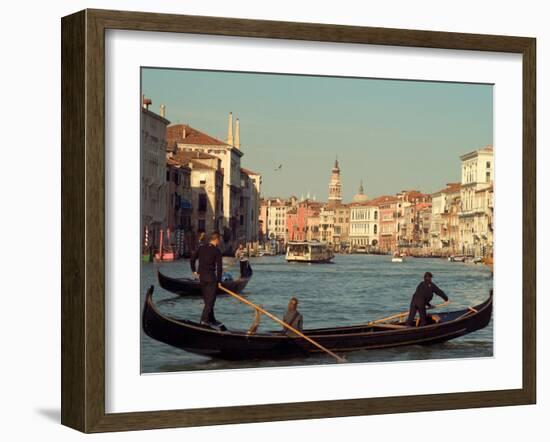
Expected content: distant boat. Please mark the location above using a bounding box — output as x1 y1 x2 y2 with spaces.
286 241 334 263
449 255 473 263
391 251 405 263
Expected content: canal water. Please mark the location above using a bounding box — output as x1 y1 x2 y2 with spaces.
141 254 493 373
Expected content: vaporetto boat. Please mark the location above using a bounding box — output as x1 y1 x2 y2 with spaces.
285 241 334 263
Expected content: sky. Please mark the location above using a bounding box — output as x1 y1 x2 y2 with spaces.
142 68 493 201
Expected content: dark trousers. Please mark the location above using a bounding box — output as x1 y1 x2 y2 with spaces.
406 300 427 326
200 280 218 323
239 260 248 278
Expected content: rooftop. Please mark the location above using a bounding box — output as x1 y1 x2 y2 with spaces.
349 195 395 207
433 182 462 196
167 123 230 148
240 167 260 176
460 144 494 161
141 106 170 126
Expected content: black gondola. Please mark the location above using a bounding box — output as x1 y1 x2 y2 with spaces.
142 286 493 361
157 270 251 296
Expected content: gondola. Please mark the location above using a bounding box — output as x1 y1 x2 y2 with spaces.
142 286 493 361
157 269 251 296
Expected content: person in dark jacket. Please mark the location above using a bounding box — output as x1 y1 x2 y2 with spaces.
282 297 303 337
190 232 224 329
406 272 449 327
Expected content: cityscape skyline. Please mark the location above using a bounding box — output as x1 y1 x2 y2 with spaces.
142 68 493 200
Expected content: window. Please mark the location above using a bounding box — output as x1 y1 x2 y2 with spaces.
486 161 491 168
198 219 206 232
486 171 491 182
374 224 377 234
198 194 207 212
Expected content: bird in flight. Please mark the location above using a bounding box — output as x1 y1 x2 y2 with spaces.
274 164 283 171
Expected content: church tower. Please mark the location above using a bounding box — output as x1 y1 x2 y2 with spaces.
327 157 342 208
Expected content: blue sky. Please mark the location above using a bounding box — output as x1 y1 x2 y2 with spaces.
142 68 493 201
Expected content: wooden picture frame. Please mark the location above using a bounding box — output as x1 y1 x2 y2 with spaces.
61 8 536 433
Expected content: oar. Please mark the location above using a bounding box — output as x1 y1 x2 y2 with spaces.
218 284 346 363
367 300 450 325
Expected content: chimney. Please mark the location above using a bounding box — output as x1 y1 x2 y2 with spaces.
182 126 186 139
142 95 152 110
159 104 166 118
227 112 234 146
235 118 241 149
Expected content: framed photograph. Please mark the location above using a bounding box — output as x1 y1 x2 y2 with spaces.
61 9 536 433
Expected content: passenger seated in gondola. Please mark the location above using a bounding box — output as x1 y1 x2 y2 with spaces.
282 297 303 337
406 272 449 327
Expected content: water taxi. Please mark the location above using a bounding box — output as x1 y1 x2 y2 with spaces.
285 241 334 263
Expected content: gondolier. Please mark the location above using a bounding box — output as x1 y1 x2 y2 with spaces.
190 232 225 330
235 243 251 278
143 287 492 360
406 272 449 327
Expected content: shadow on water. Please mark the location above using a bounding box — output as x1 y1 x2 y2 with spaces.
141 255 493 373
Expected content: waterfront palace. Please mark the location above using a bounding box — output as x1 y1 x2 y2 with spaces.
141 95 493 258
260 148 493 258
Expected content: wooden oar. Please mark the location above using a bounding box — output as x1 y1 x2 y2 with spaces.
218 284 346 363
367 300 450 325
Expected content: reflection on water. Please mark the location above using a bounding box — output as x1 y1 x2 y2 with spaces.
141 254 493 373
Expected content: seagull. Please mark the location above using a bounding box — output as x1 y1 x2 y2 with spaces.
274 164 283 172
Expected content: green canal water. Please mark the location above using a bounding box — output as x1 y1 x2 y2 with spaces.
140 254 493 373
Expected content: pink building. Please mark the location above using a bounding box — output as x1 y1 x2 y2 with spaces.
287 200 322 242
378 196 400 252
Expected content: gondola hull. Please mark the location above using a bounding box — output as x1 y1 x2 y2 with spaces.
142 286 493 361
157 270 251 296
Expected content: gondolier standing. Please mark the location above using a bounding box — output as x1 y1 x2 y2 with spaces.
235 243 250 278
190 232 225 330
406 272 449 327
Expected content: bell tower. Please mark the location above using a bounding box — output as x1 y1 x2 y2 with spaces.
327 157 342 208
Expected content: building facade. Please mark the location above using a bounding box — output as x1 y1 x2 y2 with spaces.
458 145 494 256
319 206 335 244
141 102 170 252
286 199 322 242
396 190 431 248
260 198 293 247
165 158 192 257
377 196 399 252
239 168 262 247
430 183 461 252
333 204 350 251
167 113 260 253
349 203 379 249
172 151 224 249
